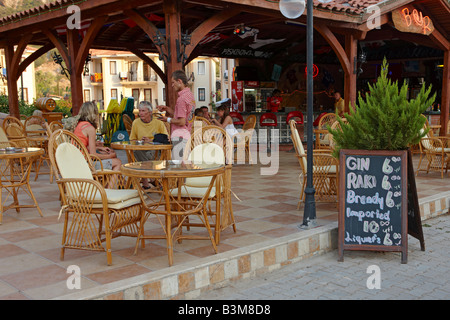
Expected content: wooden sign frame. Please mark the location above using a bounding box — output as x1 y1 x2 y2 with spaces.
338 149 408 264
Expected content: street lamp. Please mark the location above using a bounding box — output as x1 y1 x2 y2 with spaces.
279 0 332 229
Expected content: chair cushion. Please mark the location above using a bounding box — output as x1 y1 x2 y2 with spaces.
93 188 139 204
171 186 216 199
185 143 224 188
56 142 93 180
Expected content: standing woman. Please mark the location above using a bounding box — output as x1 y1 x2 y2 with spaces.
74 102 122 171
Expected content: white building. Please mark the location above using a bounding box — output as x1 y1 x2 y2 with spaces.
82 49 235 113
0 46 37 104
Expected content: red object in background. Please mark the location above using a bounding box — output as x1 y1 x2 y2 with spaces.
286 111 304 124
231 81 244 112
313 112 327 126
230 112 245 125
267 96 282 113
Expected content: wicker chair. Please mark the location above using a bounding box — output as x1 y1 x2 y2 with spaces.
48 138 143 265
122 114 133 135
2 116 28 147
48 129 126 188
314 113 337 149
235 114 256 164
418 136 450 178
178 125 236 244
190 116 212 134
289 120 338 206
24 115 46 136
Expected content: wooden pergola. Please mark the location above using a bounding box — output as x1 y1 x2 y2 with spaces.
0 0 448 134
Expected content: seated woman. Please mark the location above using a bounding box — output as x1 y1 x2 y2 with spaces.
74 101 121 172
211 105 240 141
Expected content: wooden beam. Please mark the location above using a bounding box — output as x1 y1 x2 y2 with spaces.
67 28 83 115
125 45 167 84
185 8 239 58
123 8 163 57
43 29 70 68
10 33 33 81
344 34 357 113
440 50 450 136
314 23 351 75
429 28 450 51
164 0 183 108
75 15 109 76
16 42 54 80
4 45 19 118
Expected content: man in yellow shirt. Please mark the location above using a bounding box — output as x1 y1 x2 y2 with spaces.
130 101 168 188
130 101 168 142
334 92 345 117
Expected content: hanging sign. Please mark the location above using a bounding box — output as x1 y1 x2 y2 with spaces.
392 6 434 35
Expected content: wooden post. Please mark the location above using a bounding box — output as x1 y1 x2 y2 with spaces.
4 45 20 118
440 50 450 136
67 29 83 115
164 0 183 109
345 34 357 113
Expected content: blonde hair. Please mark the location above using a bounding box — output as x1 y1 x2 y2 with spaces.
78 102 98 129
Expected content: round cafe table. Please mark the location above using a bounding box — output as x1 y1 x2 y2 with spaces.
0 147 44 224
110 140 172 163
121 160 225 266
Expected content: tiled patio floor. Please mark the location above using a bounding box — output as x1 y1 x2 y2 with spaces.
0 149 448 299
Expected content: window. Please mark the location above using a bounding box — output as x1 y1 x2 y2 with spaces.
132 89 140 107
198 88 206 101
22 88 28 103
110 61 117 75
162 88 166 102
198 61 205 75
84 89 91 102
144 89 152 103
111 89 118 99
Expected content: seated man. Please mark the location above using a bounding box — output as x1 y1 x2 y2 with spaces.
130 101 168 188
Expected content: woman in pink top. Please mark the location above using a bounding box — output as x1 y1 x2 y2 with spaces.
74 102 121 171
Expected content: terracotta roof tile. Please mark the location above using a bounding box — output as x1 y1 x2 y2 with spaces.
315 0 385 15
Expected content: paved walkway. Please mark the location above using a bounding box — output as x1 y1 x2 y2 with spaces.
197 214 450 300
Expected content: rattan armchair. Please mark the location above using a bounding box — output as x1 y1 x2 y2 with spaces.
122 114 133 135
418 136 450 178
2 116 28 147
314 113 337 149
179 125 236 244
48 129 126 188
48 139 142 265
290 120 338 206
235 114 256 164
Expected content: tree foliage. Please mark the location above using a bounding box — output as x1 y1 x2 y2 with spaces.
329 58 435 157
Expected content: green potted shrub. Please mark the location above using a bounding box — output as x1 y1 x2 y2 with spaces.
333 57 431 263
329 58 435 156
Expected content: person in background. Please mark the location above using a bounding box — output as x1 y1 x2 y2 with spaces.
334 91 345 117
211 105 240 141
200 106 211 121
267 89 282 113
74 101 121 172
194 108 203 117
27 109 46 127
157 70 195 160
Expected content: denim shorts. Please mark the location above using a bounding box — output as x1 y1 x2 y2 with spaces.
95 159 113 170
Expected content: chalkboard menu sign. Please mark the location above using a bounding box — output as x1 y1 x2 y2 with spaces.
338 149 408 264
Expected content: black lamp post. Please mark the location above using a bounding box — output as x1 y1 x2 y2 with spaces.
279 0 332 228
